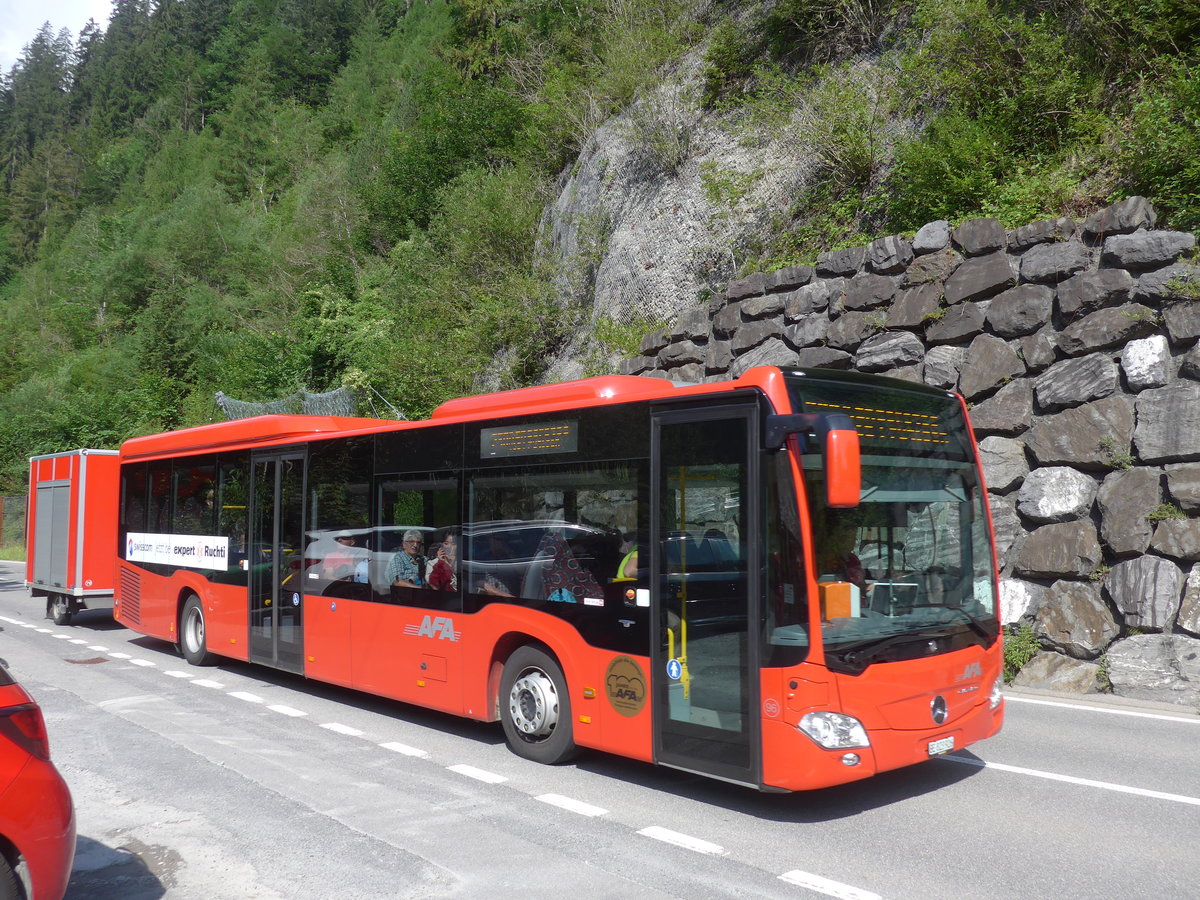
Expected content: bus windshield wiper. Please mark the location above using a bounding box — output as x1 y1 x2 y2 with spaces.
825 627 957 673
940 606 996 646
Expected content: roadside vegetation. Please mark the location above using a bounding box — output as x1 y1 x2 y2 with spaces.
0 0 1197 491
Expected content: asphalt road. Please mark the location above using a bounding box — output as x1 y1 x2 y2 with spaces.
2 562 1197 899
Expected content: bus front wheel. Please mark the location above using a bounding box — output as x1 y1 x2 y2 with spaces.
180 596 215 666
500 646 578 765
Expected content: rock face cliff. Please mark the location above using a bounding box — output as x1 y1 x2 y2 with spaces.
618 195 1200 706
538 53 904 382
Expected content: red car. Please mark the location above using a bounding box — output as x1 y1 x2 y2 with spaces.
0 661 75 900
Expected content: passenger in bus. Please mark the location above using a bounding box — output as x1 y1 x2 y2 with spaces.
427 531 459 592
536 533 604 603
323 532 361 580
386 530 427 588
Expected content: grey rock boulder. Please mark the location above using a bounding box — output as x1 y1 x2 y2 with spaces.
1105 633 1200 707
1024 394 1134 470
1120 335 1171 391
1033 353 1118 412
957 333 1025 399
1031 580 1118 660
1013 653 1103 693
1134 381 1200 464
1011 520 1102 578
1096 467 1162 557
943 251 1016 304
951 218 1007 256
1101 230 1196 270
986 284 1054 337
855 331 925 372
913 220 951 254
978 436 1029 493
1081 196 1156 239
1015 466 1097 523
1104 555 1183 630
1019 240 1091 284
1150 518 1200 563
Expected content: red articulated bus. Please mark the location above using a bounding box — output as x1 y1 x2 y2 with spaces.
113 366 1004 791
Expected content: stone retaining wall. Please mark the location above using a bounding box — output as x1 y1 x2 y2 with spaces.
620 197 1200 706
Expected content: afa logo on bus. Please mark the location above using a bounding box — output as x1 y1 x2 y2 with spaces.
404 615 460 641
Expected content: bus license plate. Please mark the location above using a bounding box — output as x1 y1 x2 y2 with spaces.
928 736 954 756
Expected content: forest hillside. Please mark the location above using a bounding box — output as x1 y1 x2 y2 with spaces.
0 0 1197 491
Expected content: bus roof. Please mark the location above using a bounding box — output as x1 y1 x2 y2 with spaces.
117 367 803 461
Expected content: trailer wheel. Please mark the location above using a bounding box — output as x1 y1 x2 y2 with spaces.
49 595 72 626
499 646 578 765
180 595 215 666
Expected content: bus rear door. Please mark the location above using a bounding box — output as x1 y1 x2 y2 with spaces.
651 405 762 787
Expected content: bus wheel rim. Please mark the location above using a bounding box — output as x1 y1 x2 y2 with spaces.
509 670 558 739
186 607 203 652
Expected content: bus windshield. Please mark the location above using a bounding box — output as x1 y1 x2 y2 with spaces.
787 375 999 674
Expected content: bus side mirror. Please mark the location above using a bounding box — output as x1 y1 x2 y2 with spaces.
823 426 860 508
764 412 861 508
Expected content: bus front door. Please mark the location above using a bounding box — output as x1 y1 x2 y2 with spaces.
249 452 306 673
651 406 761 788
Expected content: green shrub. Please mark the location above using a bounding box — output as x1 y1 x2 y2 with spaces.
1003 622 1040 684
887 111 1010 229
1124 58 1200 232
701 18 758 108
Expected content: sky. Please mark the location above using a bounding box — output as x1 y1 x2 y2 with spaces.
0 0 114 75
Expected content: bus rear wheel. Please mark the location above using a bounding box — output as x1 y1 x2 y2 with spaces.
180 596 215 666
500 646 578 765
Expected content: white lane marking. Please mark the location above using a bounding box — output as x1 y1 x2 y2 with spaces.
52 634 72 640
164 671 194 679
88 645 109 652
130 659 156 667
192 679 224 689
943 755 1200 807
68 638 88 644
269 705 308 718
36 628 53 634
109 652 132 659
637 826 724 855
229 691 264 704
779 870 881 900
536 794 607 817
19 623 37 629
0 616 23 624
380 741 428 758
1006 694 1200 724
447 764 507 784
320 722 364 737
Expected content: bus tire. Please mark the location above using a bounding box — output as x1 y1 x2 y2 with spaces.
0 856 18 900
50 595 72 626
180 595 216 666
500 646 578 765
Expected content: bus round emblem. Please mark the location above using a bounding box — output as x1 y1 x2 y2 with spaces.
764 698 780 718
931 695 948 725
605 656 647 717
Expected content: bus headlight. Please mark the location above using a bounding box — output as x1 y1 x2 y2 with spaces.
989 679 1003 710
798 711 870 749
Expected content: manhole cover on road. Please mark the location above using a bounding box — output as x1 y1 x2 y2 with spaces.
66 657 109 665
